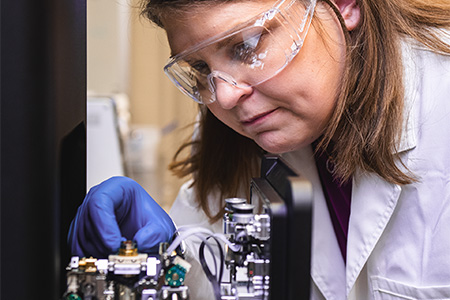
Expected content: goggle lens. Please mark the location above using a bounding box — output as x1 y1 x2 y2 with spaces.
164 0 316 104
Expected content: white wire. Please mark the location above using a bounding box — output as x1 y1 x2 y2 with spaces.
169 227 221 278
186 231 220 276
166 226 241 254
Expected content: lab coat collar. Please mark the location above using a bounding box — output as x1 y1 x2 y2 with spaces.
396 39 419 154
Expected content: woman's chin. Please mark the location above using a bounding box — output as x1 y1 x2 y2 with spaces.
256 139 302 154
253 131 316 154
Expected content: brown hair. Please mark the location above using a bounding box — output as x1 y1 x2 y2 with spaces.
140 0 450 222
169 107 262 223
319 0 450 185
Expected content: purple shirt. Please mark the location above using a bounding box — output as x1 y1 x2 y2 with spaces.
315 149 352 262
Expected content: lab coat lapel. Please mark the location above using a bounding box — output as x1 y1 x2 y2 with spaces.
346 132 417 296
345 172 402 294
346 39 419 295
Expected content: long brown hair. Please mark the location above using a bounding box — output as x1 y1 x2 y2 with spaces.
141 0 450 222
319 0 450 184
169 107 262 223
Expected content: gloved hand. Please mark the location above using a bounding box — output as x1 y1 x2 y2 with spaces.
68 176 176 258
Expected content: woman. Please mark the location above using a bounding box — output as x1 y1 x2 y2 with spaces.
69 0 450 299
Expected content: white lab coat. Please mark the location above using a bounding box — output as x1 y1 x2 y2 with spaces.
170 38 450 300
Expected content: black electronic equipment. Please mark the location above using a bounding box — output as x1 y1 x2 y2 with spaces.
251 155 313 300
1 0 87 298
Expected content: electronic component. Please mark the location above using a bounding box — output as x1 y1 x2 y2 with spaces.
62 241 190 300
221 199 271 300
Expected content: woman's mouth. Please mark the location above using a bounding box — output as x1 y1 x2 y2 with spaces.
242 108 278 126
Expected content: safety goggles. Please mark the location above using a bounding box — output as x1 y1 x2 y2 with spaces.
164 0 317 104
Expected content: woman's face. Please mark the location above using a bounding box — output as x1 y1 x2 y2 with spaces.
162 0 347 153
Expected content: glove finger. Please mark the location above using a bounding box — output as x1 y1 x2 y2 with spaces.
92 176 136 211
67 202 122 258
133 217 176 255
93 176 149 227
117 178 173 240
85 195 123 256
69 179 126 257
67 206 87 257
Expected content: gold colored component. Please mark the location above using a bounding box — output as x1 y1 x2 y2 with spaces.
118 240 138 256
78 257 98 272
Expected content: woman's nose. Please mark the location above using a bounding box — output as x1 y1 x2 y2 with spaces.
212 76 253 110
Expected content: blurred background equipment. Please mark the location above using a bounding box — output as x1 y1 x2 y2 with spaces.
87 96 126 190
86 0 198 211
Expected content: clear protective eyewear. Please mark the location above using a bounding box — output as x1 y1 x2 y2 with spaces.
164 0 317 104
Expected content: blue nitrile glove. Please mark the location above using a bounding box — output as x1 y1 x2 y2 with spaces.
68 176 176 258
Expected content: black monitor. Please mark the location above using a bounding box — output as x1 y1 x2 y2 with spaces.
250 155 313 300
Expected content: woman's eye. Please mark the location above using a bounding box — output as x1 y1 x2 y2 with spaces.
233 42 258 63
231 29 268 64
191 61 210 76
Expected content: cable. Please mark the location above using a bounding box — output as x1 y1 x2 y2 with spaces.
199 236 225 300
172 228 220 276
166 226 232 300
166 226 240 254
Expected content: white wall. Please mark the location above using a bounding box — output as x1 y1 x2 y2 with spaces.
87 0 130 94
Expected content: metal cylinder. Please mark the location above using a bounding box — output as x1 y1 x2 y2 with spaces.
224 198 247 235
225 198 247 212
232 203 255 224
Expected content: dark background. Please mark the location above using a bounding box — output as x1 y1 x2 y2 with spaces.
1 0 87 298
